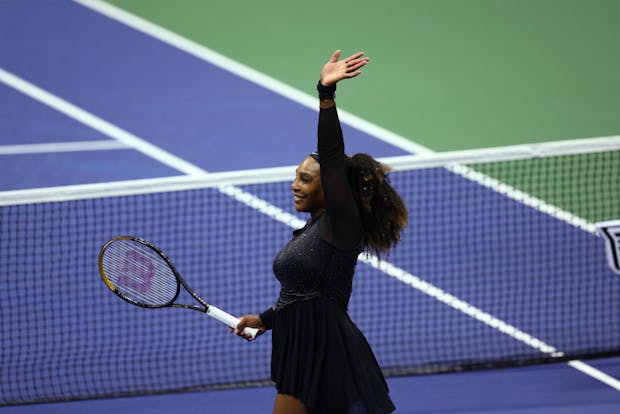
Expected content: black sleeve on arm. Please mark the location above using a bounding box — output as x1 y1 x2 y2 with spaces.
259 307 274 330
317 106 362 249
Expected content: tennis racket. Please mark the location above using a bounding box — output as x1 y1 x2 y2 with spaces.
98 236 258 339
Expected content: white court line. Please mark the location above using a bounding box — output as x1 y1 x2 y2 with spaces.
207 187 620 392
218 185 563 357
0 67 206 177
568 361 620 391
0 140 128 154
0 68 563 358
73 0 620 236
5 2 618 389
73 0 431 156
1 68 616 390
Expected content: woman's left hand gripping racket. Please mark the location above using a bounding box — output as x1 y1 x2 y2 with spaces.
98 236 258 340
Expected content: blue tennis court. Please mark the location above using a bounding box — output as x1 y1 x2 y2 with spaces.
1 1 619 412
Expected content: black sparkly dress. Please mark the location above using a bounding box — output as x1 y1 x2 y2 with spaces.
260 105 395 413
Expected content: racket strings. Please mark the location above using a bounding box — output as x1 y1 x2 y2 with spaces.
102 240 178 306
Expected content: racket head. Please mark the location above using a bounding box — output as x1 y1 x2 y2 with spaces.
98 236 180 308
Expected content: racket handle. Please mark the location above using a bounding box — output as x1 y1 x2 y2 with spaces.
206 305 258 339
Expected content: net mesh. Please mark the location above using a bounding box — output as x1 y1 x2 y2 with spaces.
1 148 619 405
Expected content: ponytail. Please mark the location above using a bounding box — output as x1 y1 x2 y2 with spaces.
345 154 408 258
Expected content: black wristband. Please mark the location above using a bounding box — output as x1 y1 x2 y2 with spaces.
259 307 275 330
317 80 336 100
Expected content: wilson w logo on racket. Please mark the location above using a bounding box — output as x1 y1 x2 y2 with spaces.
98 236 257 339
119 250 155 293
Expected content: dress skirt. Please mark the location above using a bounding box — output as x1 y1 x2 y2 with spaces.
271 296 395 414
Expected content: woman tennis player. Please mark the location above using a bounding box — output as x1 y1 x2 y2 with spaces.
234 50 407 414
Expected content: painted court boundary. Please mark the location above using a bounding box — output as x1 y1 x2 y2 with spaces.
1 0 618 391
73 0 620 237
0 140 128 154
1 73 618 392
72 0 430 156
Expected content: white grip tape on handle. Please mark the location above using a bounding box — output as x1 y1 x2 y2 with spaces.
207 305 258 339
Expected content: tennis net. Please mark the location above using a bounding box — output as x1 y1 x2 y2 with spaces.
1 138 619 405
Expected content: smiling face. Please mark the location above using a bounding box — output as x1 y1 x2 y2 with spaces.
291 156 325 219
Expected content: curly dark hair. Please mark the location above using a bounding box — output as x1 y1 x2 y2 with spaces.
345 153 408 258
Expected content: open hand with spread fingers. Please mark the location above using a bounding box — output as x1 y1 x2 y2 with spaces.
319 50 370 87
